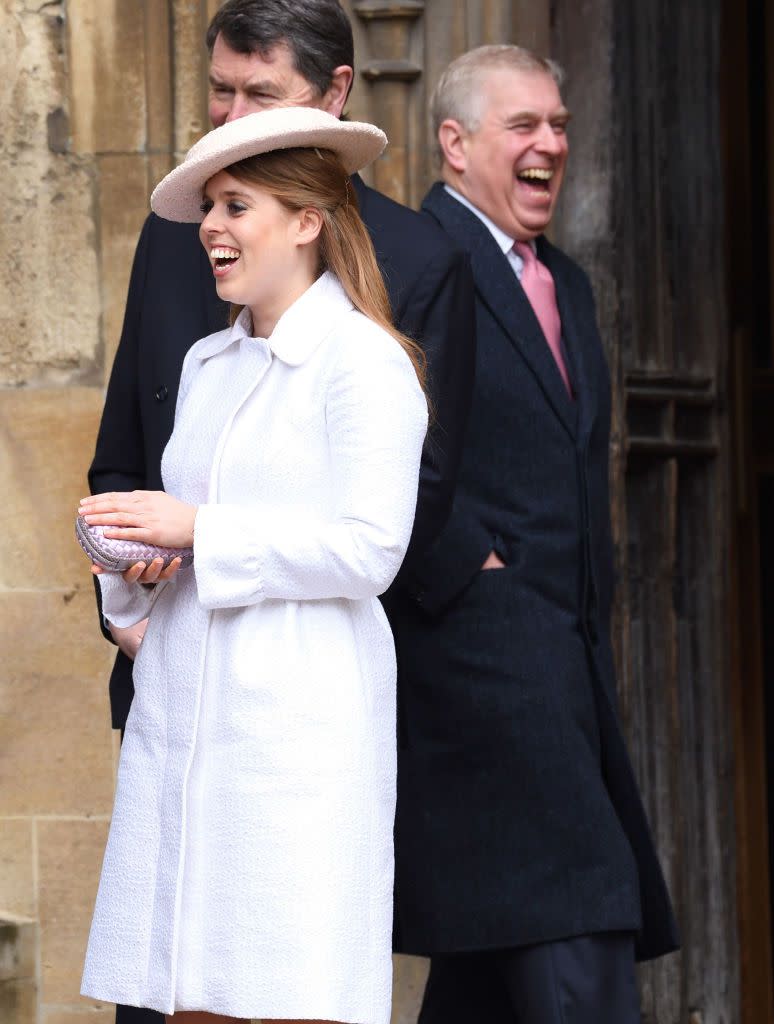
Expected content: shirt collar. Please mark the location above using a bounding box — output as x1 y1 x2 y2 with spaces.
193 271 355 365
444 184 536 257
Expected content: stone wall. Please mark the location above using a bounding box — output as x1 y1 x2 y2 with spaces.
3 2 126 1022
0 3 225 1021
0 2 551 1022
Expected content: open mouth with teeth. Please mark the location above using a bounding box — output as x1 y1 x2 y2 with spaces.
516 167 554 197
210 246 241 275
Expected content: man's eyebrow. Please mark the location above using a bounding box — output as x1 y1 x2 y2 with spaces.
208 73 276 93
506 107 572 122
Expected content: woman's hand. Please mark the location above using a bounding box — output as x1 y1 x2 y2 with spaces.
91 556 185 585
108 619 149 660
79 490 197 549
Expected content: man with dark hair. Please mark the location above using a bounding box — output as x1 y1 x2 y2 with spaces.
89 3 474 1023
205 0 354 95
389 44 679 1024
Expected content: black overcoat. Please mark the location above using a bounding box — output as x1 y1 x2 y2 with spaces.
389 183 679 962
89 176 475 728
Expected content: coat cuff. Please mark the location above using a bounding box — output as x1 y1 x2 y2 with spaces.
97 572 165 628
193 503 266 610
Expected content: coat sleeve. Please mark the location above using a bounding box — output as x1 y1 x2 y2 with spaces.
397 492 494 616
97 572 170 629
193 336 428 609
392 242 476 577
89 216 153 498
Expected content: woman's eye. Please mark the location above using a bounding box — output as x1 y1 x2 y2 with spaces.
199 200 213 215
227 202 247 215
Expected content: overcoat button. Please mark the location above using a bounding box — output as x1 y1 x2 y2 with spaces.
155 384 168 402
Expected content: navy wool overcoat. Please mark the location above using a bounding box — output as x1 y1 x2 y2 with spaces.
389 183 679 962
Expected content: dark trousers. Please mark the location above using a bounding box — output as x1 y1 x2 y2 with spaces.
115 1008 163 1024
115 1007 164 1024
418 932 640 1024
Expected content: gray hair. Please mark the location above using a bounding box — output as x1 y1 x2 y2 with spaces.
430 45 565 164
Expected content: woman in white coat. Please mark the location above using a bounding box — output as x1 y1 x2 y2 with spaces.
78 108 428 1024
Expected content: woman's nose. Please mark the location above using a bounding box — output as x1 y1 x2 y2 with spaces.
201 208 220 234
199 210 224 248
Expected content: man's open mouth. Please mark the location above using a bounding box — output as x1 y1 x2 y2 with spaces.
516 168 553 194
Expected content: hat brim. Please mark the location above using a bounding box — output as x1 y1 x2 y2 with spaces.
150 107 387 223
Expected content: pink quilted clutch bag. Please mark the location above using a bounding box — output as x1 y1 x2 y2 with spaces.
75 515 193 572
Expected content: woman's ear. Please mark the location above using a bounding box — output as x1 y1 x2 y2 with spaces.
295 207 324 247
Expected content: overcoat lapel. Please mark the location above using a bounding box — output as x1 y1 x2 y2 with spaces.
423 184 576 437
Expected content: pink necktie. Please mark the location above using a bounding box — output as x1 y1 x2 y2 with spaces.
513 241 572 396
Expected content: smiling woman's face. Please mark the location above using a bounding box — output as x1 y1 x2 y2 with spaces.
199 169 314 335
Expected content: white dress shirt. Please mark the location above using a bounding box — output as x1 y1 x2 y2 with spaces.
444 184 535 280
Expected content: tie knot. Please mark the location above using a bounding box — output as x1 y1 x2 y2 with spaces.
513 240 535 264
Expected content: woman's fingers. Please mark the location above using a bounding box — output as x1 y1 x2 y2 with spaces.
97 558 174 584
137 558 166 584
121 558 167 584
82 515 146 530
80 495 120 512
121 561 151 584
80 490 145 506
100 527 150 540
79 495 157 538
79 492 147 520
78 491 195 549
157 557 183 581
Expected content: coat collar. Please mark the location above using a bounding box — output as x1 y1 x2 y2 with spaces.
422 182 580 438
193 271 355 366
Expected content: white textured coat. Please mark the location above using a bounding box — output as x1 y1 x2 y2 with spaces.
81 273 427 1022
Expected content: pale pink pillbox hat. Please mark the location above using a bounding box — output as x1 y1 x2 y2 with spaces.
151 106 387 223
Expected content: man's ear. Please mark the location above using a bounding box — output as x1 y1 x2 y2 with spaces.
322 65 354 118
438 119 468 173
296 206 324 247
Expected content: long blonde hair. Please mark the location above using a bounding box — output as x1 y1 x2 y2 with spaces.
223 147 426 391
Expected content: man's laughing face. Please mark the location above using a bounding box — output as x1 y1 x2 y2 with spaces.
452 67 569 241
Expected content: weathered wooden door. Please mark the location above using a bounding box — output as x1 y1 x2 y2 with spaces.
553 1 739 1021
346 2 743 1022
726 0 774 1020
